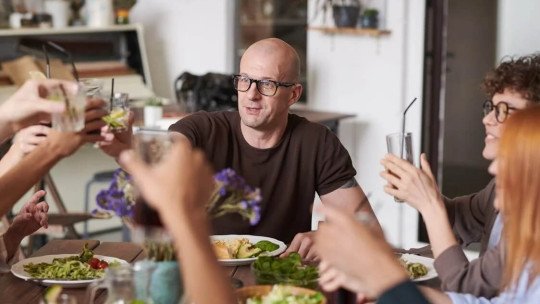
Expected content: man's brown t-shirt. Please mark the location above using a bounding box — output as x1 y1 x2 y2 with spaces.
169 111 356 243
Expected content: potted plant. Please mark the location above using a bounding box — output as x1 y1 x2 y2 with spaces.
143 96 163 128
360 8 379 29
313 0 361 28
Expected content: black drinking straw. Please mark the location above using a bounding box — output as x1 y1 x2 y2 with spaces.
42 44 50 79
46 41 79 81
109 78 115 112
400 97 418 158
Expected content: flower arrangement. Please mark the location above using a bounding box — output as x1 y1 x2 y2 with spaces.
95 169 135 218
208 168 262 226
95 168 262 224
95 168 262 261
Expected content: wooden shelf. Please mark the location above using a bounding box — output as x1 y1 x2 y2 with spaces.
309 26 391 37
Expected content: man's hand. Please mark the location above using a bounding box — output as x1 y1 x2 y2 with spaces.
281 231 318 261
97 111 134 158
0 79 71 136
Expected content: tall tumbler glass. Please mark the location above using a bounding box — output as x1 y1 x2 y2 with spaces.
386 132 413 202
132 129 173 227
49 83 86 132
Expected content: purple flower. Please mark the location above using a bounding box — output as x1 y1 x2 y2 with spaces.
95 168 136 218
209 168 262 226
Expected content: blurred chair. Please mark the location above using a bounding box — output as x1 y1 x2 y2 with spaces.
174 71 238 112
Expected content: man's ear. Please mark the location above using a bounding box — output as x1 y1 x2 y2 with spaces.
288 84 303 106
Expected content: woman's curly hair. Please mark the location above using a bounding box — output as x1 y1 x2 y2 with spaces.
482 54 540 103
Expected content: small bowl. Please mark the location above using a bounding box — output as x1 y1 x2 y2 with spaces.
235 285 326 304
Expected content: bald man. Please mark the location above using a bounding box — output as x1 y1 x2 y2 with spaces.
166 38 379 260
99 38 379 259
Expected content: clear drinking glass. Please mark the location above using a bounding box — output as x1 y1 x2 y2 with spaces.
386 132 414 202
108 92 130 133
131 129 173 227
79 78 103 99
49 83 86 132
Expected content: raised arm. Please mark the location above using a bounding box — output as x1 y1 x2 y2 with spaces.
119 140 236 304
381 153 458 258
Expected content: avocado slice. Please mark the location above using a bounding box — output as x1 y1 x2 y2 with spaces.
237 242 262 259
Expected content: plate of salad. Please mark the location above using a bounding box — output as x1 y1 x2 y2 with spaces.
11 244 128 288
211 235 286 266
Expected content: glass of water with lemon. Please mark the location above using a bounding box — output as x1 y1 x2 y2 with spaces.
103 92 130 132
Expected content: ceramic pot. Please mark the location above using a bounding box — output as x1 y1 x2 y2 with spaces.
361 14 379 29
150 261 182 304
332 5 360 28
144 106 163 128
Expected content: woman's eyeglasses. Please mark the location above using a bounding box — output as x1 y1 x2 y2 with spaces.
483 100 517 123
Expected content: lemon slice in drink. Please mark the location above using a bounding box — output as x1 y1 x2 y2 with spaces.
29 71 47 80
43 285 62 304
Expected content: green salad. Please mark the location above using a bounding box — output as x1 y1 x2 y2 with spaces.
246 285 324 304
252 253 319 288
24 244 119 280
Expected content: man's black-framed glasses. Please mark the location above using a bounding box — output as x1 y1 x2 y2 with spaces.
482 100 517 123
233 74 295 97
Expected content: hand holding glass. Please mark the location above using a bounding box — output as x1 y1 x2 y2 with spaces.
104 93 130 133
48 83 86 132
386 132 414 202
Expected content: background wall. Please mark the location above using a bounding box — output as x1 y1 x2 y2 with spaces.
497 0 540 60
131 0 235 100
307 0 425 248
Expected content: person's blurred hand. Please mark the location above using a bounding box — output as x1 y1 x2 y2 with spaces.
44 129 86 158
12 125 50 156
97 111 134 158
314 205 408 299
0 79 71 134
118 139 214 223
380 153 444 214
8 190 49 238
81 98 108 143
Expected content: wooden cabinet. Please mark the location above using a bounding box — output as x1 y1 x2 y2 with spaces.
0 24 153 102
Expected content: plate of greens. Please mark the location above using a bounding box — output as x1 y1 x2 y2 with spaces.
399 254 438 282
11 244 127 288
211 235 286 266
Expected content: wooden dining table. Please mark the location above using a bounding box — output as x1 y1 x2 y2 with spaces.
1 239 440 304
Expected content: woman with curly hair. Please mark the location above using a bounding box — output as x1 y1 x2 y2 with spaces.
379 53 540 298
315 106 540 303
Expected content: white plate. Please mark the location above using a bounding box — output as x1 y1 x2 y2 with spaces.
400 254 438 282
211 234 287 266
11 254 128 288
